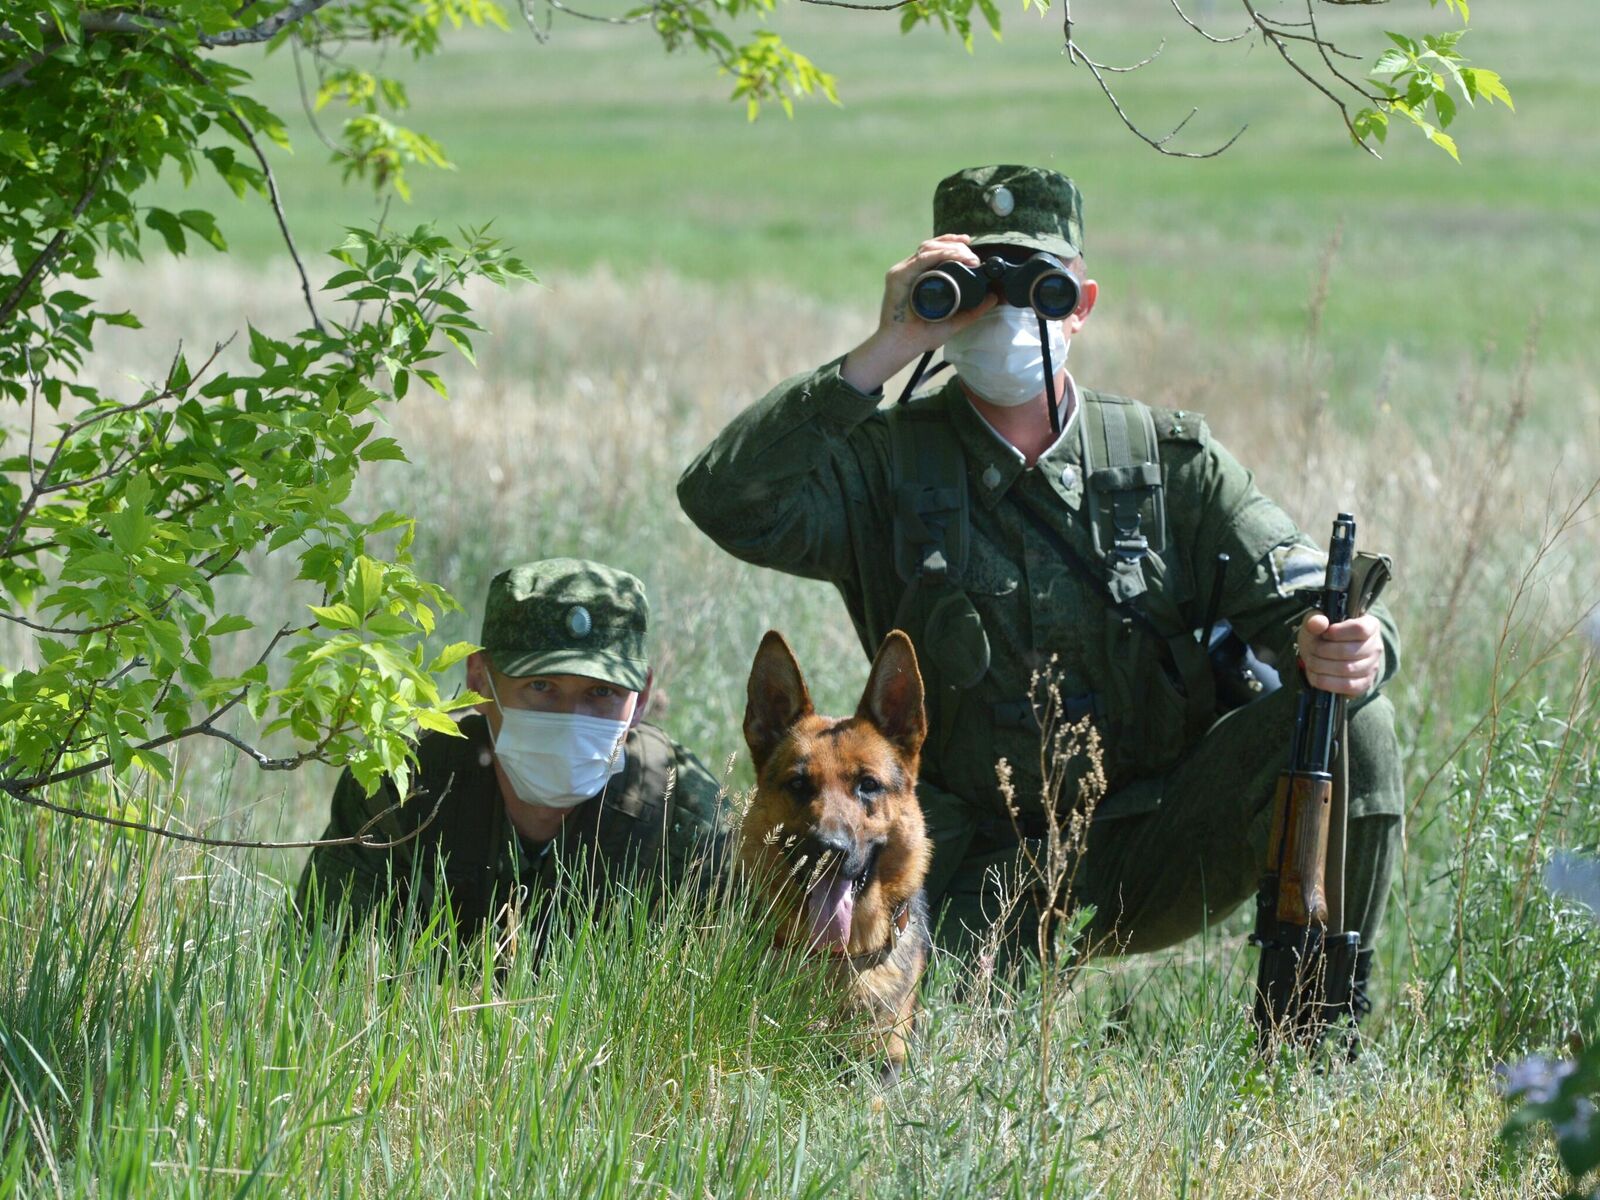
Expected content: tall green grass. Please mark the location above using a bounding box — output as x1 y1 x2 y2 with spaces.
1 789 1583 1197
3 253 1597 1194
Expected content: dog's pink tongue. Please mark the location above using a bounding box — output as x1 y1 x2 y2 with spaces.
804 875 855 950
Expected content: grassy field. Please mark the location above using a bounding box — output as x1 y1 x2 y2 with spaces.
5 0 1600 1194
149 0 1600 377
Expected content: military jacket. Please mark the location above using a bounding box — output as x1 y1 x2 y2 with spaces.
677 358 1401 824
296 713 729 938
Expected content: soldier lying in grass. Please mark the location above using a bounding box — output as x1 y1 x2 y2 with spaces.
296 558 729 938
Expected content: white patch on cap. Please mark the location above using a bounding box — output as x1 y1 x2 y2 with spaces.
987 186 1015 217
566 605 592 638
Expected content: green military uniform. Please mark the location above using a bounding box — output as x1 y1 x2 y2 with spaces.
296 714 726 937
296 559 729 939
677 166 1403 962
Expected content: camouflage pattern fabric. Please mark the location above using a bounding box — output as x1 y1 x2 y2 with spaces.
481 558 650 690
933 164 1085 262
677 365 1405 958
296 713 729 938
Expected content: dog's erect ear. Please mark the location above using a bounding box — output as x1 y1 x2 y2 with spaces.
856 630 927 761
744 630 814 773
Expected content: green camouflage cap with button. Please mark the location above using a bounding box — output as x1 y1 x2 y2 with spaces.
480 558 650 692
933 164 1085 262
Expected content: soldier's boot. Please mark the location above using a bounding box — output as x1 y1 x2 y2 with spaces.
1350 946 1376 1024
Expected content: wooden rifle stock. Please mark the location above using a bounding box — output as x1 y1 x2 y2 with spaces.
1267 770 1333 926
1252 513 1360 1051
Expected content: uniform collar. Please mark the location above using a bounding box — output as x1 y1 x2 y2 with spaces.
945 372 1087 512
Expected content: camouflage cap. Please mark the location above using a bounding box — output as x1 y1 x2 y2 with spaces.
932 164 1085 262
479 558 650 692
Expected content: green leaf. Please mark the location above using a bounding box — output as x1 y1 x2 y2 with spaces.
1462 67 1514 109
415 708 464 735
1371 48 1410 77
144 208 188 256
1429 127 1461 161
310 602 361 630
177 209 228 252
359 437 408 463
440 327 476 365
428 642 478 673
1434 88 1457 129
147 619 185 666
207 614 255 636
104 507 153 556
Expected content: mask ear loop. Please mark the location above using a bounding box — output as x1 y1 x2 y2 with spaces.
1039 312 1062 437
482 670 503 749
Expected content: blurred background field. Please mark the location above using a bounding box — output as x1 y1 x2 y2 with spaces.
5 0 1600 1194
149 0 1599 379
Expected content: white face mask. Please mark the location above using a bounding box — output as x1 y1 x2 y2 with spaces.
943 303 1069 408
485 681 629 809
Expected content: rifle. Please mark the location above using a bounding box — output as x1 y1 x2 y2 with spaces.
1251 512 1362 1050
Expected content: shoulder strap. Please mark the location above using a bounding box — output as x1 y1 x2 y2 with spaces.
887 398 969 587
1081 391 1167 606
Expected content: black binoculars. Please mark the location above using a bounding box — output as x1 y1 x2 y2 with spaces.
910 252 1080 323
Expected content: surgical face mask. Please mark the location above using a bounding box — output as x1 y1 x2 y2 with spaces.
942 303 1069 408
485 680 629 809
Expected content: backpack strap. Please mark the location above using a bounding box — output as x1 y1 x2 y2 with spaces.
1081 391 1167 606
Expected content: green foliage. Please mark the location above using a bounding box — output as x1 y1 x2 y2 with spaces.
1359 24 1514 161
0 223 530 804
1424 702 1600 1063
0 0 539 809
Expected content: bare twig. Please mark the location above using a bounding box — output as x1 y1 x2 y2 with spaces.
536 0 658 24
7 784 447 851
793 0 919 9
230 113 325 334
1062 0 1246 158
1168 0 1249 45
1240 0 1380 158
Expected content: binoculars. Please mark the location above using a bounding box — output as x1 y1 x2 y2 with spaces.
910 252 1080 323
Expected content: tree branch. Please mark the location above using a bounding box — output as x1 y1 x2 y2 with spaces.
0 149 114 331
1240 0 1381 157
1062 1 1246 159
0 338 230 560
1168 0 1250 45
73 0 340 48
5 783 447 851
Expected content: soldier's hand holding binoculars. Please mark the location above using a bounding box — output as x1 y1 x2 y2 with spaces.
841 235 997 394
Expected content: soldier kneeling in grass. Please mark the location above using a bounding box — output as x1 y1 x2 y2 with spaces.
677 165 1403 1029
296 558 730 938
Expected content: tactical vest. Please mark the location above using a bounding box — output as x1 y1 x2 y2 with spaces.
421 721 681 940
887 388 1218 779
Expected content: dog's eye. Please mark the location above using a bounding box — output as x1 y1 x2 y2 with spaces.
784 775 813 799
856 775 884 799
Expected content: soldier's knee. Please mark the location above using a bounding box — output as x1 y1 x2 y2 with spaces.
1347 693 1404 819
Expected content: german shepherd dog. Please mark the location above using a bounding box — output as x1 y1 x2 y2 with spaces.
740 629 933 1076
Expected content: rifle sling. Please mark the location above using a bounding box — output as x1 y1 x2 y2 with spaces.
1327 551 1394 935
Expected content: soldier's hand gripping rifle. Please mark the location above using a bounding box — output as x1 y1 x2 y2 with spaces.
1251 513 1362 1050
